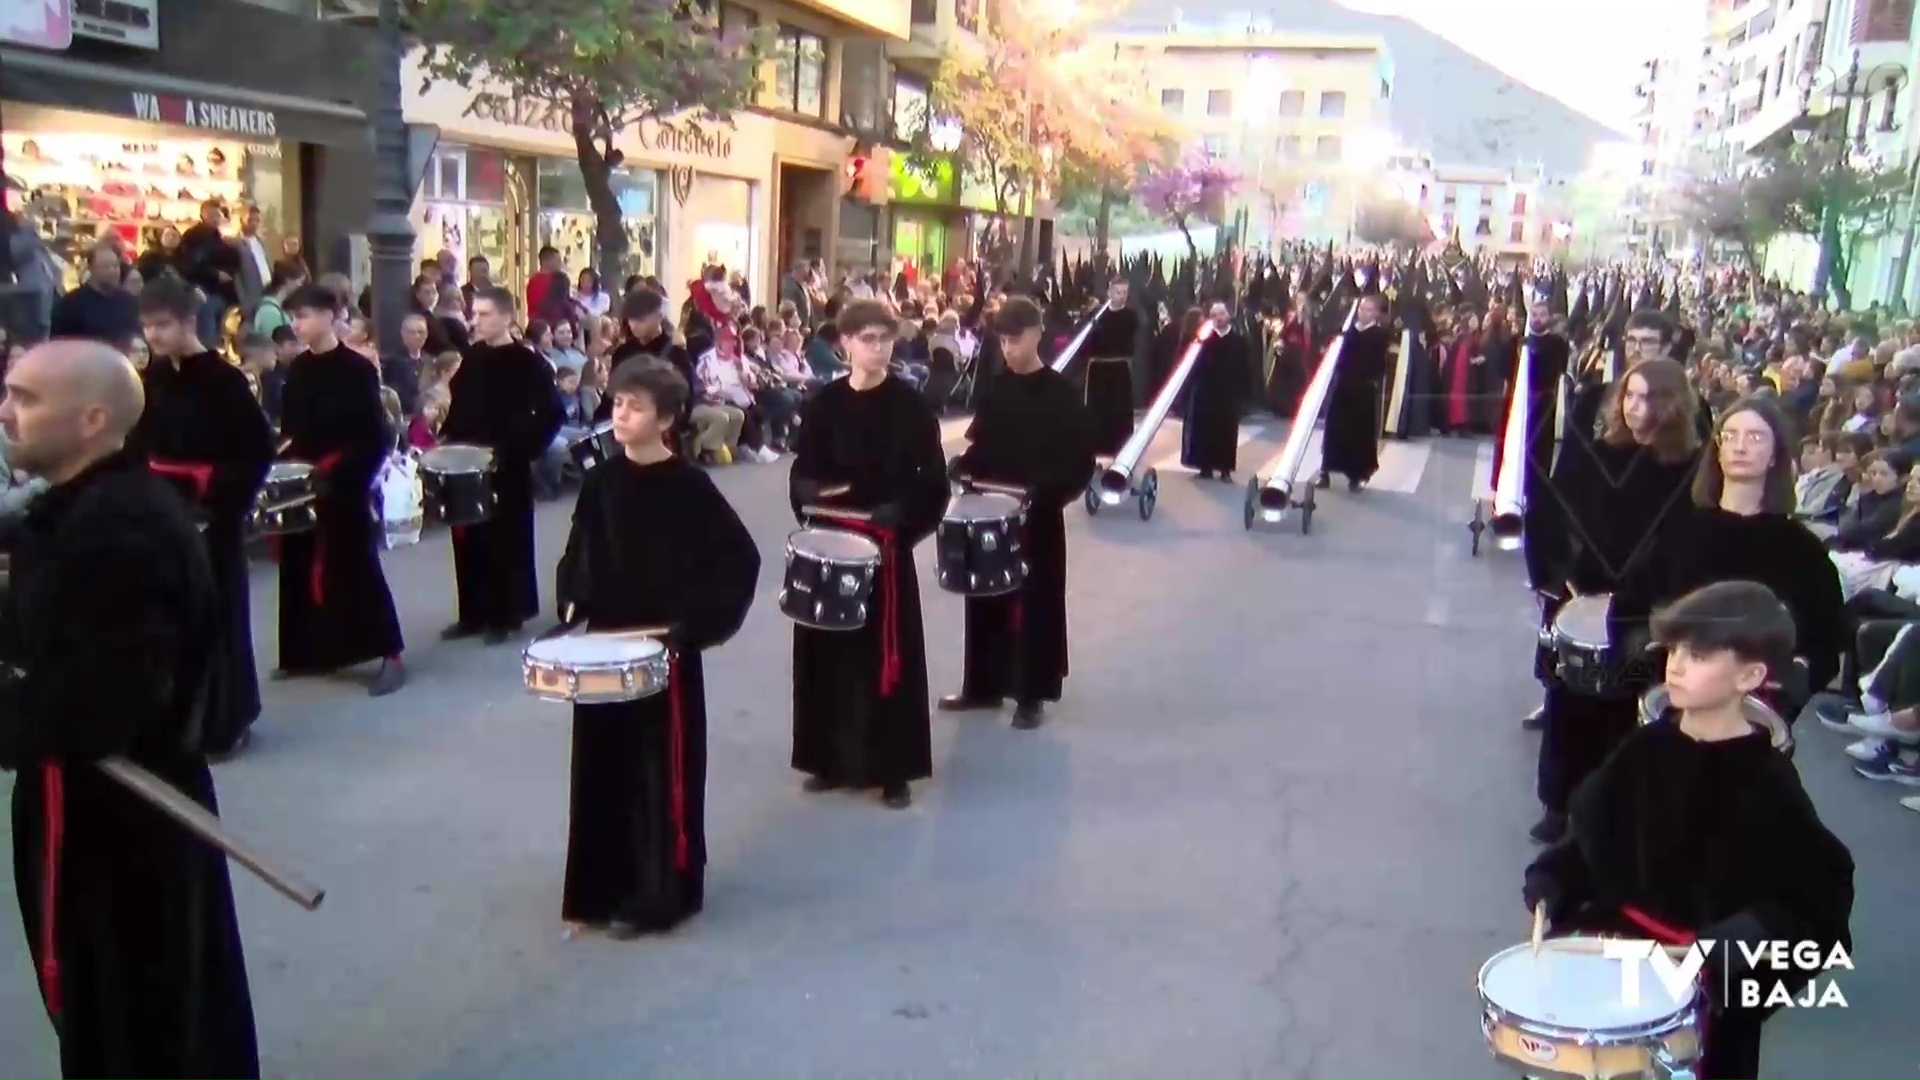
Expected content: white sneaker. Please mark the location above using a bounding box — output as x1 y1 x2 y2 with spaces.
753 446 780 463
1846 712 1920 744
1901 794 1920 813
1845 737 1891 761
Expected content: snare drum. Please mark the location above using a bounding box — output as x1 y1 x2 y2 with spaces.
249 461 318 537
419 443 498 526
1541 594 1626 697
1479 939 1704 1079
936 491 1028 597
1640 684 1795 755
568 421 621 472
522 634 671 704
779 527 882 631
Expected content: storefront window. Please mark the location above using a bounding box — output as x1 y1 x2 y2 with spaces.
3 114 297 290
685 175 755 285
415 145 532 290
892 212 946 284
837 199 879 273
892 76 929 141
535 158 660 281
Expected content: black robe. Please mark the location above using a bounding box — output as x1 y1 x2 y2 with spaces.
1490 332 1571 543
0 451 258 1078
1527 717 1854 1079
441 341 564 631
1264 314 1311 417
1529 382 1703 814
1179 329 1250 474
1436 335 1504 435
276 344 405 672
554 455 760 931
787 376 947 787
1320 323 1391 482
1663 507 1847 703
1080 307 1140 456
953 367 1097 704
1381 327 1436 439
127 351 275 755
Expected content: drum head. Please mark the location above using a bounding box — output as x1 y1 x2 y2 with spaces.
524 634 665 667
422 443 496 473
1481 941 1689 1030
790 527 881 562
1553 595 1612 647
948 491 1022 521
268 461 314 481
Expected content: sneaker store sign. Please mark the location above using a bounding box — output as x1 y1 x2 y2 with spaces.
130 92 278 138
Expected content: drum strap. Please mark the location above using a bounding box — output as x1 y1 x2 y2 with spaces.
148 458 215 502
308 451 345 605
833 520 902 698
1621 905 1696 946
37 761 64 1020
667 656 689 871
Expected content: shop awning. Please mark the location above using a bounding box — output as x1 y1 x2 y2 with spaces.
0 48 368 146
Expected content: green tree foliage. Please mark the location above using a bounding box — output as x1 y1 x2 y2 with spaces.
409 0 765 280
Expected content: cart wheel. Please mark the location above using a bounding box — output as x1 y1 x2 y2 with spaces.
1138 468 1159 521
1084 481 1100 516
1468 517 1484 557
1300 487 1316 535
1242 477 1258 531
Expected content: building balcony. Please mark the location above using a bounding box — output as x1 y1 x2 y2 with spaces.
795 0 912 40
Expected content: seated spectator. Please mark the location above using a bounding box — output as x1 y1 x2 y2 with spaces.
692 341 753 464
1829 450 1907 551
1796 435 1852 522
538 365 592 495
742 326 802 452
807 322 847 379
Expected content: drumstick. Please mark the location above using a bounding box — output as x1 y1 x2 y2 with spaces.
801 504 873 522
1531 904 1546 956
970 479 1032 499
586 625 672 641
818 483 852 498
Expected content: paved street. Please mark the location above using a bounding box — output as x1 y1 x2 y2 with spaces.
0 419 1912 1078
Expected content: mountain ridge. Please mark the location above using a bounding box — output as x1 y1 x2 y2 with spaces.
1114 0 1615 176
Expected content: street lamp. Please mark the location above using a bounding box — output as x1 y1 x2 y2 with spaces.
370 0 415 368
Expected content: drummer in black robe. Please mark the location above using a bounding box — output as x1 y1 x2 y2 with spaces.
275 284 407 695
943 296 1097 729
1179 301 1251 481
1526 581 1853 1080
1316 293 1392 491
0 340 259 1077
555 358 759 936
128 276 275 759
1080 279 1140 456
440 285 564 644
1526 347 1702 844
788 298 948 810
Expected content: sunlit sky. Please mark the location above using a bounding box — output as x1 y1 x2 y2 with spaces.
1342 0 1696 132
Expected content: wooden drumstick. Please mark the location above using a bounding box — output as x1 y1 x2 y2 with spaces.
971 479 1032 499
801 504 873 522
818 483 852 498
588 625 672 641
1531 904 1546 956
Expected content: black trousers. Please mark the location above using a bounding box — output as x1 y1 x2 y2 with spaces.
1536 684 1638 814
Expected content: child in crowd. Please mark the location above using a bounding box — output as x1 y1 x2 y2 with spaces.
1524 579 1854 1080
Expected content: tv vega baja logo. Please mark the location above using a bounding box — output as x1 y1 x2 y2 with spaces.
1604 939 1853 1009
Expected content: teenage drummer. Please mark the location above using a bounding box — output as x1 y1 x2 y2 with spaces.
1524 580 1853 1080
787 298 948 809
127 275 276 758
554 356 760 937
943 295 1097 729
439 285 564 645
1523 330 1701 846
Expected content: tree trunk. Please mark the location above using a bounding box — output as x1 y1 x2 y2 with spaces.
569 95 629 288
1175 216 1198 264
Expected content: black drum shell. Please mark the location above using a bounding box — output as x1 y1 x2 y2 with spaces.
779 548 877 631
935 514 1028 597
423 469 497 526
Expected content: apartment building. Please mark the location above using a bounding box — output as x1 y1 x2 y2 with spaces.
1097 23 1393 245
1380 153 1569 261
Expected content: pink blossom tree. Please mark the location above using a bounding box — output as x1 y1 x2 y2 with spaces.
1134 152 1240 261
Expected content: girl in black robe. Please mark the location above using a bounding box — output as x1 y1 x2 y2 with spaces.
127 278 275 757
555 359 759 936
1317 295 1391 490
787 299 948 809
440 291 564 643
1179 302 1249 480
274 284 406 695
944 297 1098 728
1527 351 1704 843
1526 581 1854 1080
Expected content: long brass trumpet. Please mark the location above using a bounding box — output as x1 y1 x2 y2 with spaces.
1049 300 1112 374
1244 302 1358 532
1084 321 1217 521
1487 340 1532 552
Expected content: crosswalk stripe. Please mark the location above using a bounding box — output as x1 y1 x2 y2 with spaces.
939 417 971 444
1369 441 1431 495
1471 441 1495 500
1153 423 1266 474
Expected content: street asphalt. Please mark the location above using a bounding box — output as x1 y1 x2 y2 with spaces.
0 418 1912 1079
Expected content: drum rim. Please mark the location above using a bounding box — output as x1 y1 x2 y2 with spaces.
267 462 315 478
1477 942 1702 1041
523 637 669 666
421 444 497 473
785 526 882 561
945 491 1024 520
1550 594 1613 648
